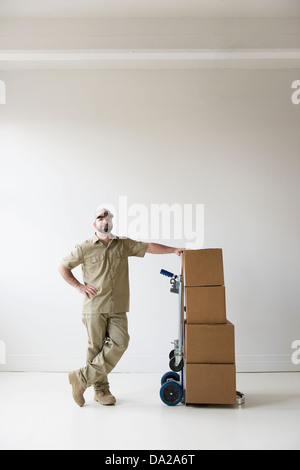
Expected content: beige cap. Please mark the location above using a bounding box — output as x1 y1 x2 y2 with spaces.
95 208 114 220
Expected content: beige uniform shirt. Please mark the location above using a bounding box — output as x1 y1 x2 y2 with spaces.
60 234 149 314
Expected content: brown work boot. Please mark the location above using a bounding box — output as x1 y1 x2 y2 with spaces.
94 390 116 406
68 371 86 407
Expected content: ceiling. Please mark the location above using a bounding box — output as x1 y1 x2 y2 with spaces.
0 0 300 18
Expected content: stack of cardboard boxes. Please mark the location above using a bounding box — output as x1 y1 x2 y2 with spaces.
183 249 236 405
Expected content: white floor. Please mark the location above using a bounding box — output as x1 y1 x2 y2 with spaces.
0 371 299 450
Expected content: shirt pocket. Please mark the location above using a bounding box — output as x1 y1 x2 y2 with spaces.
84 254 105 273
112 254 128 272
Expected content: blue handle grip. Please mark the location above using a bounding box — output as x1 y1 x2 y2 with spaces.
160 269 174 278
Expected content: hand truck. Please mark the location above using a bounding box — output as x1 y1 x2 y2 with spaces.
159 254 245 407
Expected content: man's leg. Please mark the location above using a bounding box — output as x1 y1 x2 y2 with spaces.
76 313 130 395
69 313 107 407
82 313 109 392
94 313 130 405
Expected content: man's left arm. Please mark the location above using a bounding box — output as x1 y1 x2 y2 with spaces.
146 243 185 257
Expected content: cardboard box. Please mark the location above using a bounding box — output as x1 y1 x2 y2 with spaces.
185 286 226 324
185 321 235 364
185 363 236 405
183 249 224 287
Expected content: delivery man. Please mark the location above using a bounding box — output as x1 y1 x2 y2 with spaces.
58 207 185 407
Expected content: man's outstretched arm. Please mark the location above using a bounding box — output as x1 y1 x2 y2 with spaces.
146 243 185 256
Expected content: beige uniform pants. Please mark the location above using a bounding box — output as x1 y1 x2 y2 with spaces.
76 313 130 392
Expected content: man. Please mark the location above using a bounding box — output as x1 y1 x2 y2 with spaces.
58 207 185 407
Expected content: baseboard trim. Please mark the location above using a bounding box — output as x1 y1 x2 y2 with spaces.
0 354 299 373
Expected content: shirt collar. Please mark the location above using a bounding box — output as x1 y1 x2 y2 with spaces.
92 233 118 245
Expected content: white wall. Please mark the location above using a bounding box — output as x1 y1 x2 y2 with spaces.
0 68 299 373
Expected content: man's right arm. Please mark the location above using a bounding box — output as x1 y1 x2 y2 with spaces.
57 264 97 299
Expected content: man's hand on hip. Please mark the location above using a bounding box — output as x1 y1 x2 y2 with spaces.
77 284 98 299
58 264 97 299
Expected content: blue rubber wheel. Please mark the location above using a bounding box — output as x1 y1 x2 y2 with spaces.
160 381 183 406
161 371 180 386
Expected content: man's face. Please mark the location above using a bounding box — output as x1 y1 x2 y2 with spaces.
94 212 113 234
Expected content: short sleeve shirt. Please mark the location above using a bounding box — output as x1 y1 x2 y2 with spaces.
60 234 149 314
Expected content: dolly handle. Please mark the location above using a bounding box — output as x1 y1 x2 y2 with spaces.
160 269 174 278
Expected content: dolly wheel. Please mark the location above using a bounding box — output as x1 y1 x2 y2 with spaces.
160 382 183 406
169 349 175 360
161 371 180 385
169 357 183 372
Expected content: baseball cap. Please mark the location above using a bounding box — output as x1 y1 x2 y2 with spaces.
95 208 114 220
